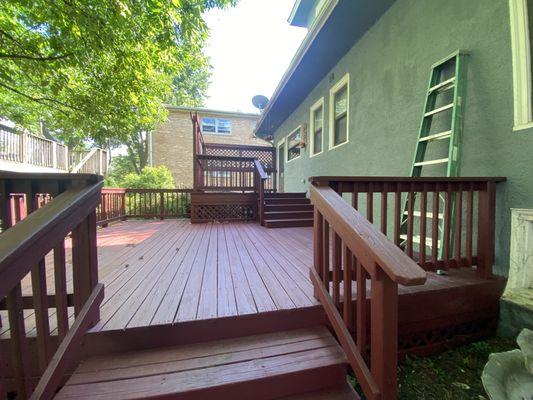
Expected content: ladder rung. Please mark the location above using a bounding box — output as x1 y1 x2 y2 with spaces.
400 234 441 248
414 158 449 167
429 77 456 93
424 103 454 117
403 211 444 219
419 130 452 142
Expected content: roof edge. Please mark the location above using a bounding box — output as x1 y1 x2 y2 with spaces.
255 0 339 136
164 105 260 119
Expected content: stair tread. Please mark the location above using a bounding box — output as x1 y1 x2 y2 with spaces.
56 327 346 400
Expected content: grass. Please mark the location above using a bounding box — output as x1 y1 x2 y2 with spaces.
350 336 517 400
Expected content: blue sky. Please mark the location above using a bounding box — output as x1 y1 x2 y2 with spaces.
203 0 307 113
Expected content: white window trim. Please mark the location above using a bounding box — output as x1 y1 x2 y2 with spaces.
309 97 325 157
329 73 350 149
286 125 303 163
510 0 533 131
201 117 233 135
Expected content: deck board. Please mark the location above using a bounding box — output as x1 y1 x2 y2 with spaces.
0 221 319 339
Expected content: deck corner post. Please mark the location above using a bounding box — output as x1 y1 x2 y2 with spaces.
371 266 399 400
477 181 496 278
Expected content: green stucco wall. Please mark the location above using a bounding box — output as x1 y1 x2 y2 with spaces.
272 0 533 276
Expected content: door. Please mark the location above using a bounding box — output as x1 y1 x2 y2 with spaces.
278 142 285 192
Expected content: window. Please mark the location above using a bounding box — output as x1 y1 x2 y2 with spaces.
286 126 302 162
510 0 533 130
329 73 349 148
201 118 232 135
310 98 324 156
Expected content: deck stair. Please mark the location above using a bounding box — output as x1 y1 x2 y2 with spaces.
264 192 314 228
55 326 353 400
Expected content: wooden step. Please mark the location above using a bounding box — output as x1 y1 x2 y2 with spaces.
264 218 314 228
56 327 348 400
264 211 314 220
265 198 311 205
265 204 314 212
265 192 307 198
279 382 359 399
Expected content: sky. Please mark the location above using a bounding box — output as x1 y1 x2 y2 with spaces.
203 0 308 114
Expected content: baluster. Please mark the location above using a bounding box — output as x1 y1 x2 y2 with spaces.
380 185 387 235
7 283 32 398
406 187 414 258
332 232 341 308
419 187 428 268
454 185 463 267
160 191 164 219
367 183 373 223
356 260 367 354
32 258 51 372
394 187 401 246
352 184 358 210
443 184 452 266
322 220 330 292
343 245 353 329
465 185 474 267
54 241 69 340
431 189 439 266
314 209 324 282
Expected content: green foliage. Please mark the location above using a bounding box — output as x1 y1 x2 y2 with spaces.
104 155 137 187
350 336 516 400
0 0 235 143
107 165 176 189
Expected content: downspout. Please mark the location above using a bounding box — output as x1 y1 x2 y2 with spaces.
149 131 154 167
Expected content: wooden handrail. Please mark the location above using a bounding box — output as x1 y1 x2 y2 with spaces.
310 184 427 400
0 183 102 298
310 185 426 286
253 159 268 180
196 154 256 162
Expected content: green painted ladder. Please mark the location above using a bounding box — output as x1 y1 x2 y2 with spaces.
401 50 468 259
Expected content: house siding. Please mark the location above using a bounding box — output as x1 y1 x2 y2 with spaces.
272 0 533 276
152 108 265 188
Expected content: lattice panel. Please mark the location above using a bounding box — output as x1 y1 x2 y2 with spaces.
398 318 495 352
204 146 275 170
193 204 256 222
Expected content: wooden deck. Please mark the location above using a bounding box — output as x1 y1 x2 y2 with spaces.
1 219 504 357
0 220 319 339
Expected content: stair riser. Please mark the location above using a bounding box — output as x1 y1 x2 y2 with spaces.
265 199 311 205
264 205 313 212
265 220 314 228
264 212 314 220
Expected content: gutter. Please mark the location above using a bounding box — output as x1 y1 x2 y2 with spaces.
255 0 339 136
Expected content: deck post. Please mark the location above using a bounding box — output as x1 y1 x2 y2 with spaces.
71 211 100 324
477 181 496 278
371 267 398 400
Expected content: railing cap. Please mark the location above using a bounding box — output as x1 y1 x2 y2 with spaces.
0 171 102 181
309 176 507 184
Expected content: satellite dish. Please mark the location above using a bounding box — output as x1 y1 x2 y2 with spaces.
252 95 269 111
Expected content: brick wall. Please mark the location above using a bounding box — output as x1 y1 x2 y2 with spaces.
151 108 268 188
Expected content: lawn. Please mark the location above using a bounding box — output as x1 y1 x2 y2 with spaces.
351 336 517 400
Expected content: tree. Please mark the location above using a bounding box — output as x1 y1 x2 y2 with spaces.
105 165 175 189
0 0 235 142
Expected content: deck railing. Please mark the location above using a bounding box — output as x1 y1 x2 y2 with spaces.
97 188 192 226
0 173 104 399
311 177 506 278
0 125 107 174
190 112 276 223
309 176 505 399
310 184 427 400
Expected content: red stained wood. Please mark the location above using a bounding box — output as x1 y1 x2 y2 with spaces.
56 326 347 400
